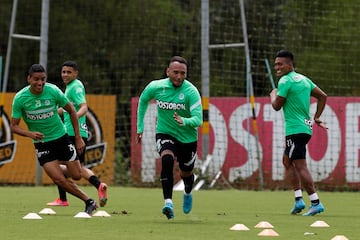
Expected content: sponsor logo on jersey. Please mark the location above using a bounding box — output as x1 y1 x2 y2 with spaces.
26 110 54 120
156 100 185 110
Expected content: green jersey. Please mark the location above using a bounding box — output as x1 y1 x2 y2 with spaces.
64 79 88 138
277 71 316 136
137 78 203 143
12 83 69 142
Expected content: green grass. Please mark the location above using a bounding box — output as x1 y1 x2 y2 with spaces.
0 186 358 240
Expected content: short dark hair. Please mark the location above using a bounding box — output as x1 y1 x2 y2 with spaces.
28 64 46 76
62 60 79 71
276 50 294 61
169 56 187 67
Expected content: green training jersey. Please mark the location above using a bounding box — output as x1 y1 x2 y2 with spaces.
12 83 69 142
277 71 316 136
137 78 203 143
64 79 88 138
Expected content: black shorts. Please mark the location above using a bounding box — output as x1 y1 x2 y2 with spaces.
34 134 78 166
156 133 197 172
284 133 311 160
68 136 88 164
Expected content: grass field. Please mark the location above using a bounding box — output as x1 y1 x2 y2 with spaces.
1 186 358 240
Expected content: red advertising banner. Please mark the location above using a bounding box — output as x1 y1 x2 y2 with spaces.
131 97 360 190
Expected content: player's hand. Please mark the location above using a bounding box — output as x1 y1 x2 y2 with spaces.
173 112 184 126
314 119 328 130
74 137 86 154
269 88 277 99
136 133 142 144
31 131 44 142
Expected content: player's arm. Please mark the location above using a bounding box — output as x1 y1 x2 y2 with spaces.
136 82 154 143
270 88 285 111
175 101 202 127
63 102 85 153
174 89 203 127
58 107 64 116
77 103 88 118
311 86 328 129
10 118 44 142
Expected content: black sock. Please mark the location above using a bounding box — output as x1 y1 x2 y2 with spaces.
311 199 320 205
182 174 194 194
85 198 95 205
160 154 174 199
295 196 303 201
58 185 67 201
89 175 101 189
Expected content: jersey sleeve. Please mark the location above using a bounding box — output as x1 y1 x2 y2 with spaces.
137 81 155 133
307 78 317 90
71 84 86 105
11 94 22 119
277 75 290 98
182 87 203 128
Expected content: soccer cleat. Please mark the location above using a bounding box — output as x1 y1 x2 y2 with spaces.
183 193 193 214
98 182 108 207
162 202 174 219
85 199 98 216
303 202 324 216
47 198 69 207
290 198 305 214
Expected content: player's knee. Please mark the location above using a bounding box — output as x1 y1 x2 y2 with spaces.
71 173 81 181
181 174 194 184
161 154 174 176
67 162 82 180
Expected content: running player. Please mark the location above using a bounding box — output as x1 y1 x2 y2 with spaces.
136 56 203 219
11 64 97 215
270 50 327 216
47 61 108 207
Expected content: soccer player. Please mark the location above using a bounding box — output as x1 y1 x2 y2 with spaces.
270 50 327 216
47 61 108 207
11 64 97 215
136 56 203 219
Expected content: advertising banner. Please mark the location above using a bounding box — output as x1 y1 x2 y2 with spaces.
0 93 116 185
131 97 360 189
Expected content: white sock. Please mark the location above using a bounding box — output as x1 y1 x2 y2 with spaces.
164 198 173 204
309 193 319 201
294 189 302 198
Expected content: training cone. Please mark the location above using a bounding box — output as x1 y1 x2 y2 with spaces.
331 235 349 240
257 229 279 236
255 221 274 228
74 212 91 218
93 210 111 217
310 220 329 227
23 212 42 219
229 224 250 231
39 208 56 215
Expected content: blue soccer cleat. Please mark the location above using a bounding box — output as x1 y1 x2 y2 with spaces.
303 202 324 216
183 193 193 214
162 202 174 219
290 198 305 214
